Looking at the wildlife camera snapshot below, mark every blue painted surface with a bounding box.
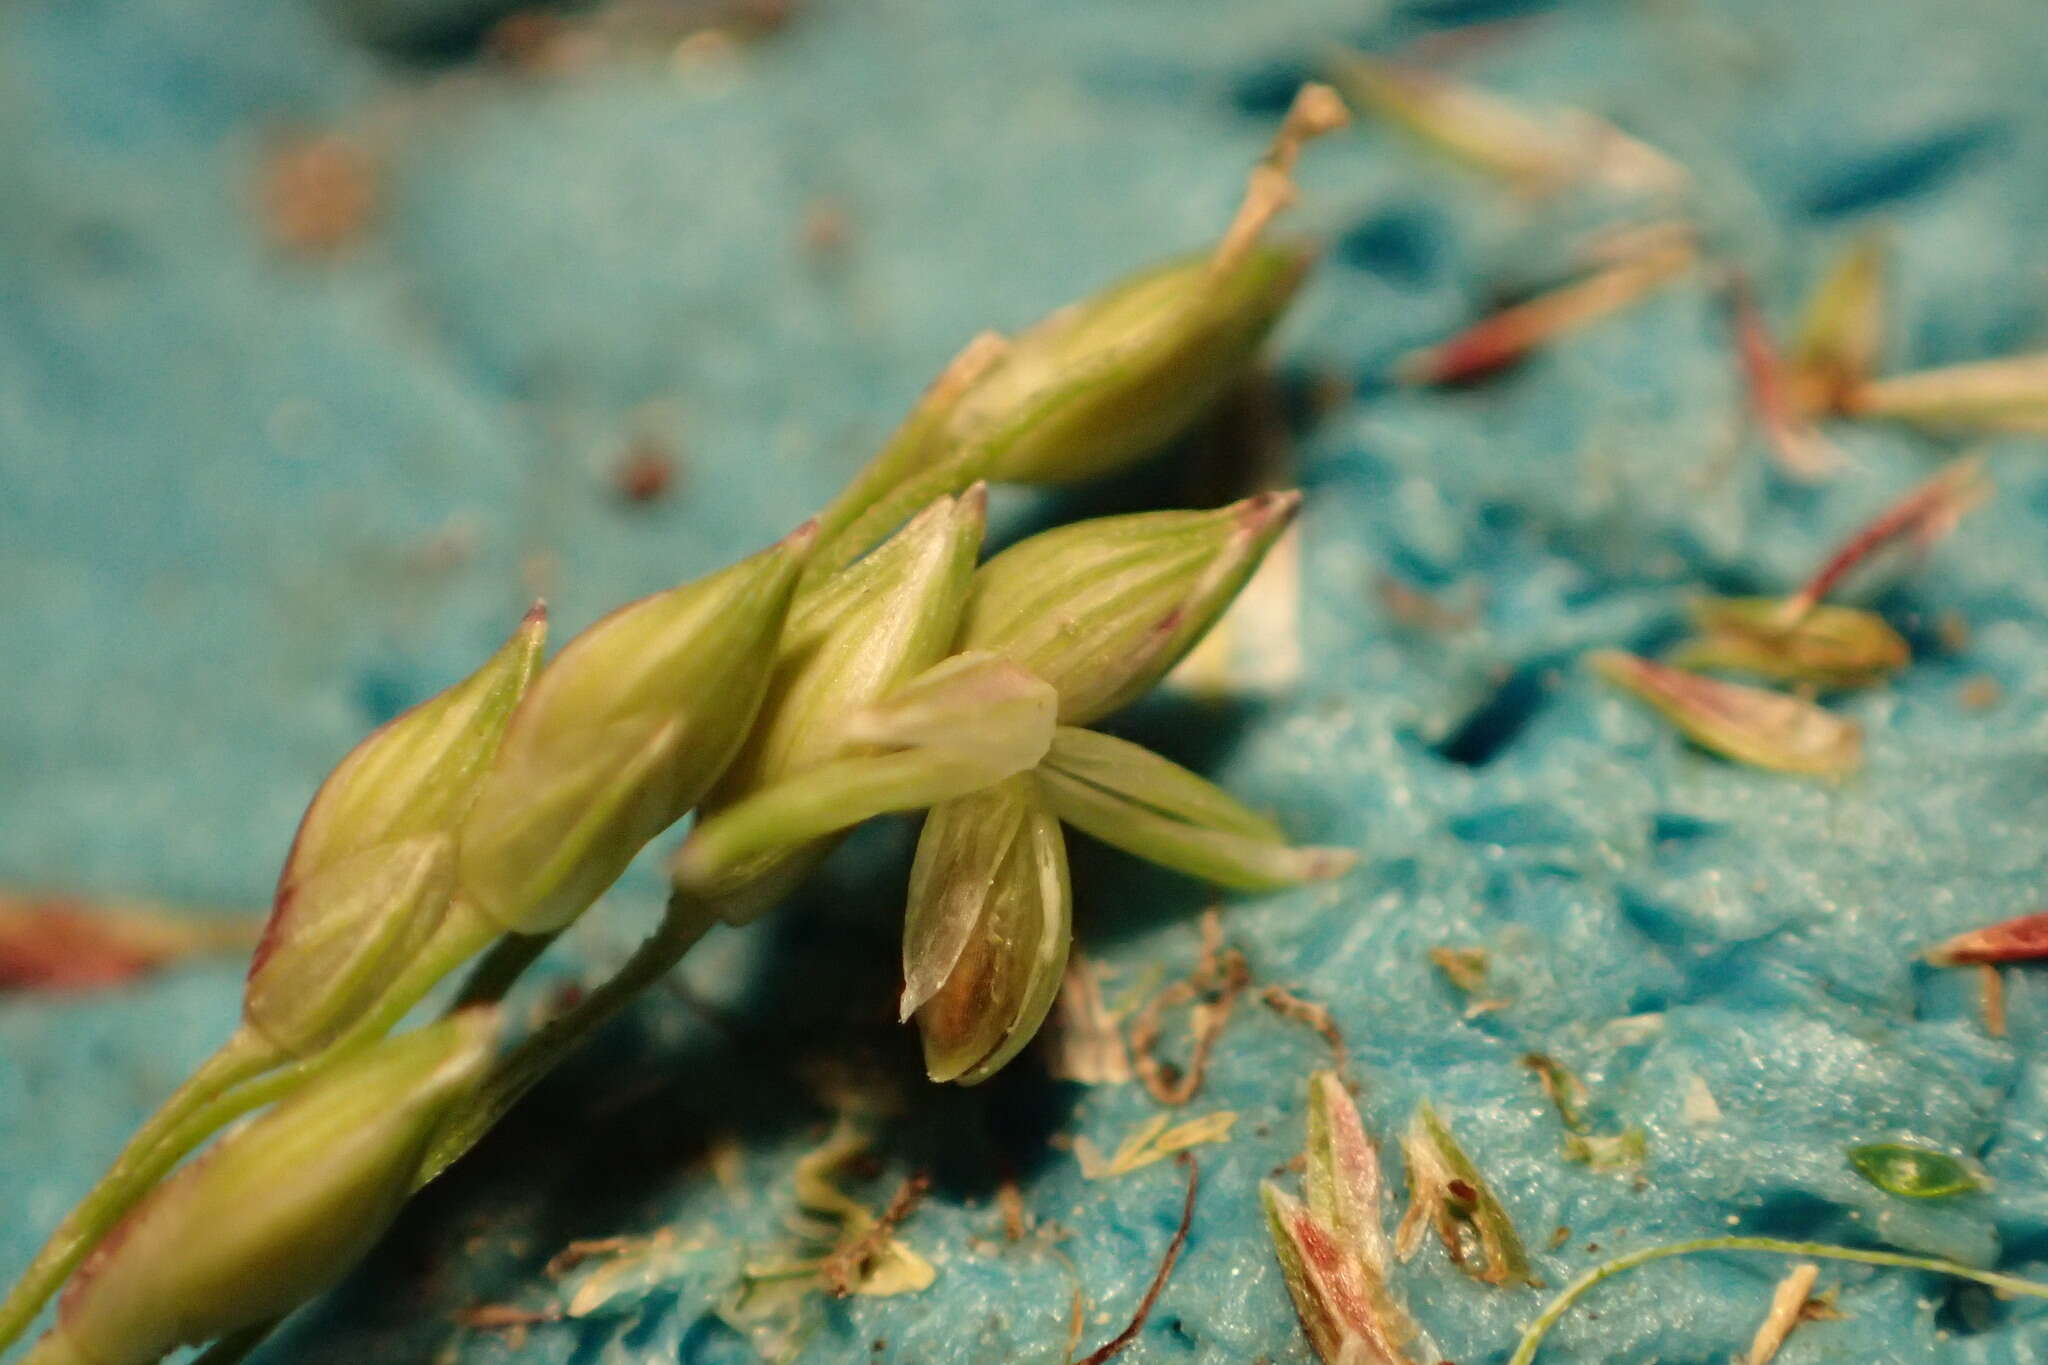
[5,0,2048,1361]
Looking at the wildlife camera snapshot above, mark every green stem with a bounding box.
[0,1031,279,1353]
[189,1319,280,1365]
[451,929,561,1010]
[1508,1235,2048,1365]
[414,892,722,1186]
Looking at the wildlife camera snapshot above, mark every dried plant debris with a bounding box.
[1978,963,2009,1038]
[1671,598,1908,690]
[1792,233,1887,413]
[1846,1142,1987,1200]
[1128,910,1253,1106]
[1520,1053,1647,1173]
[1044,956,1135,1085]
[1849,351,2048,432]
[1926,909,2048,966]
[1590,650,1862,777]
[742,1123,935,1299]
[1262,1073,1430,1365]
[1429,945,1508,1015]
[1211,83,1352,278]
[819,1174,933,1298]
[1396,1104,1538,1287]
[1326,50,1685,198]
[0,893,258,992]
[1261,985,1351,1076]
[1726,273,1840,480]
[256,132,379,256]
[1743,1262,1822,1365]
[1075,1110,1237,1181]
[1074,1153,1199,1365]
[1398,234,1696,385]
[1782,457,1990,621]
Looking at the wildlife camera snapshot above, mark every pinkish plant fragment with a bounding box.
[1727,273,1838,480]
[1927,910,2048,967]
[1397,237,1694,385]
[1782,458,1989,622]
[1261,1072,1428,1364]
[1590,650,1862,777]
[0,895,256,994]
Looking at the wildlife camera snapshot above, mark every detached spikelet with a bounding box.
[1261,1072,1427,1365]
[0,895,257,994]
[1395,1103,1535,1287]
[1399,236,1695,385]
[1327,49,1685,197]
[1590,650,1862,777]
[1673,597,1909,690]
[1848,352,2048,432]
[1782,458,1990,622]
[1927,910,2048,966]
[1792,233,1886,413]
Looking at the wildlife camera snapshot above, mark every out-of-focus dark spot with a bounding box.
[1078,57,1197,101]
[1474,500,1528,538]
[1651,812,1721,844]
[1801,123,2002,219]
[1619,888,1689,948]
[353,666,414,725]
[1230,57,1316,116]
[678,1312,754,1365]
[1299,444,1396,495]
[66,220,145,278]
[1449,803,1580,847]
[1336,208,1445,288]
[1761,466,1828,515]
[613,438,679,506]
[1745,1188,1849,1240]
[1164,1315,1198,1349]
[1435,659,1558,766]
[1936,1283,2006,1336]
[1385,542,1456,590]
[1625,983,1670,1013]
[1397,0,1555,29]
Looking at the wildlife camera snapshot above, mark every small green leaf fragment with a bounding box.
[1848,1143,1986,1199]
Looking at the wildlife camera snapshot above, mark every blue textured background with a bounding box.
[6,0,2048,1361]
